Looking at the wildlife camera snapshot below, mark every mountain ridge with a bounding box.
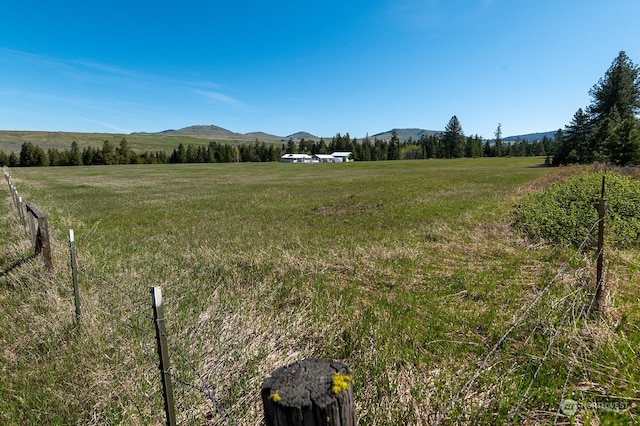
[153,125,556,143]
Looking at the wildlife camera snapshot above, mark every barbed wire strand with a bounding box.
[553,245,605,425]
[90,276,166,424]
[435,216,604,424]
[78,265,153,319]
[166,368,228,426]
[77,262,167,422]
[158,323,235,426]
[510,286,585,419]
[77,253,232,425]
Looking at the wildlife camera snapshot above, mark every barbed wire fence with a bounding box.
[434,176,616,424]
[5,169,632,424]
[3,170,234,425]
[71,240,235,425]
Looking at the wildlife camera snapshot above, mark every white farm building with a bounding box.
[281,152,353,163]
[280,153,312,163]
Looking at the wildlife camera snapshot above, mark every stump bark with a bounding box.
[261,359,356,426]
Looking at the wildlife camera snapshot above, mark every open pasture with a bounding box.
[2,158,638,425]
[0,129,251,154]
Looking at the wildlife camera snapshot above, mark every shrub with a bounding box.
[514,172,640,248]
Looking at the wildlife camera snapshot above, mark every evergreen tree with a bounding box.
[388,131,400,160]
[285,138,296,154]
[317,138,328,154]
[605,116,640,165]
[483,140,494,157]
[68,141,82,166]
[116,138,134,164]
[494,123,504,157]
[9,152,19,167]
[442,116,465,158]
[19,142,36,166]
[589,51,640,124]
[554,108,592,164]
[47,148,62,166]
[170,143,187,163]
[587,51,640,162]
[82,146,98,165]
[101,140,118,165]
[19,142,48,167]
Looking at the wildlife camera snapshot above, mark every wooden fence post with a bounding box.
[68,229,81,325]
[3,173,25,226]
[27,206,37,249]
[261,359,356,426]
[25,203,53,271]
[150,286,177,426]
[18,196,26,226]
[594,175,606,312]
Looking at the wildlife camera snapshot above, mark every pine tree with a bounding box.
[606,116,640,165]
[69,141,82,166]
[494,124,503,157]
[554,108,592,164]
[589,51,640,123]
[587,51,640,162]
[442,116,465,158]
[388,131,400,160]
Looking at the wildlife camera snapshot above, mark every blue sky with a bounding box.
[1,0,639,139]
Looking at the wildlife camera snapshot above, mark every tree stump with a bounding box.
[261,359,356,426]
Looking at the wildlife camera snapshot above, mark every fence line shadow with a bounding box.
[0,253,37,279]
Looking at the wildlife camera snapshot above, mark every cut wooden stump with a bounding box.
[261,359,356,426]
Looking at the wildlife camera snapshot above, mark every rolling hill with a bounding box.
[0,124,558,154]
[371,128,441,141]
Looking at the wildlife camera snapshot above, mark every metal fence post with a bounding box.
[594,175,606,312]
[151,286,177,426]
[69,229,81,325]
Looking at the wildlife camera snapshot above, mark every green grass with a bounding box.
[1,158,638,425]
[0,130,276,154]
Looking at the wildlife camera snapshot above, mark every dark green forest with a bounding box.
[0,127,553,167]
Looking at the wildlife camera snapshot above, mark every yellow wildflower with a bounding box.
[332,373,352,394]
[269,391,281,403]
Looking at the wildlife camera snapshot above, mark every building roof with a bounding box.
[313,154,335,159]
[281,153,312,159]
[331,152,352,157]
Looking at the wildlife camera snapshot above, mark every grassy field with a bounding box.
[0,130,275,154]
[1,158,638,425]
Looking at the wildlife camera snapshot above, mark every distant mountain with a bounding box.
[371,128,557,143]
[244,131,283,140]
[286,131,320,140]
[502,131,556,142]
[158,125,244,138]
[371,128,441,141]
[150,125,286,141]
[144,125,556,144]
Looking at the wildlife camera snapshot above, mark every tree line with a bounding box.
[0,129,552,168]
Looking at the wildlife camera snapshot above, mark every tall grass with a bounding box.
[1,158,638,424]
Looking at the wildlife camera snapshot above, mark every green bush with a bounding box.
[514,172,640,248]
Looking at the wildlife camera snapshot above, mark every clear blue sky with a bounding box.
[1,0,639,139]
